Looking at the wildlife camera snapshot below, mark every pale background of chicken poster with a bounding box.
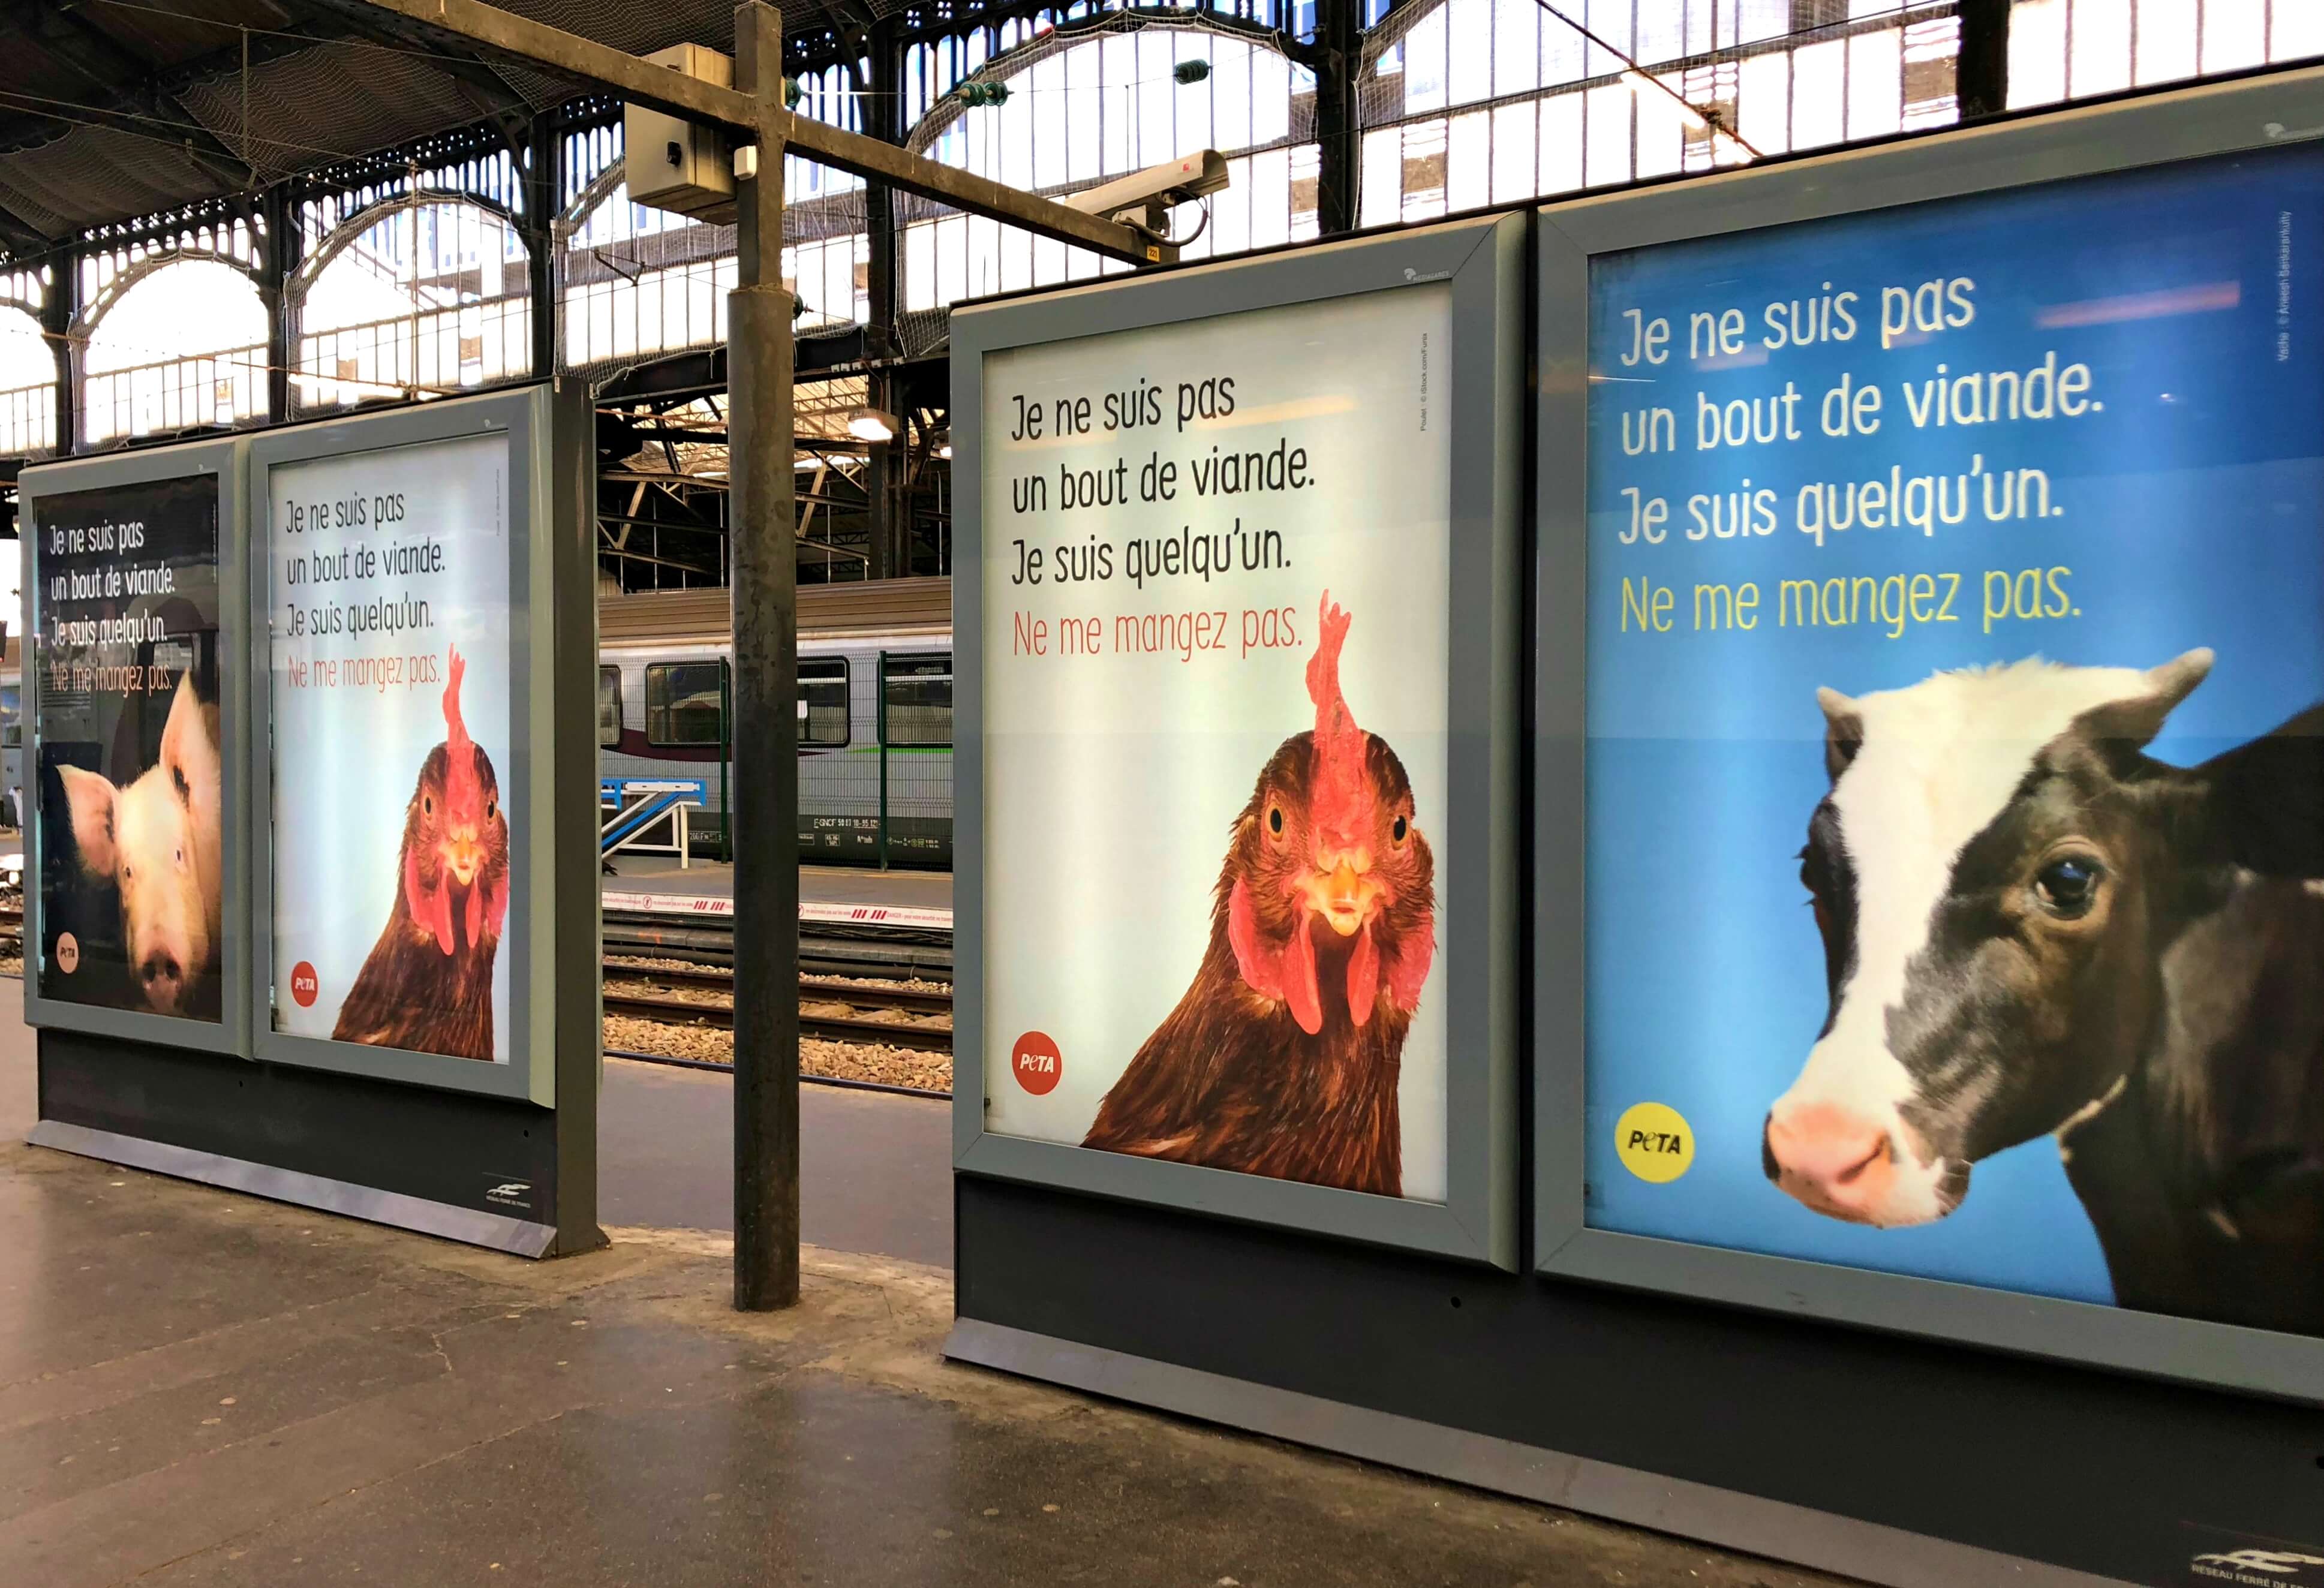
[266,434,512,1060]
[981,285,1454,1202]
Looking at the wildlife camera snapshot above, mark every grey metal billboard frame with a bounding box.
[246,386,558,1105]
[1534,66,2324,1404]
[951,212,1526,1270]
[20,436,252,1057]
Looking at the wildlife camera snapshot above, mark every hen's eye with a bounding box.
[1391,814,1408,844]
[2034,856,2101,919]
[423,795,434,816]
[486,798,496,821]
[1266,805,1284,837]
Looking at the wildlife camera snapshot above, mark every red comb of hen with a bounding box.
[1306,592,1367,851]
[443,644,481,818]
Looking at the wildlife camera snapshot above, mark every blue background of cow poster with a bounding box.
[1583,142,2324,1309]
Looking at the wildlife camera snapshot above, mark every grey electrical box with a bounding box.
[624,44,736,224]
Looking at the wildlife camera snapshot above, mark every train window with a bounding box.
[882,654,952,747]
[597,667,623,749]
[646,661,724,747]
[801,657,849,747]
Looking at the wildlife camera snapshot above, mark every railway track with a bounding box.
[603,907,952,983]
[603,960,953,1054]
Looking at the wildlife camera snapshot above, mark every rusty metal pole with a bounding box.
[729,0,800,1311]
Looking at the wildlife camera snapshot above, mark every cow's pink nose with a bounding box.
[1765,1103,1894,1220]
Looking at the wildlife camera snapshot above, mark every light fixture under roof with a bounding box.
[847,406,899,443]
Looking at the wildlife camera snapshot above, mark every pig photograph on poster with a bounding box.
[980,287,1454,1203]
[268,434,513,1064]
[34,476,225,1021]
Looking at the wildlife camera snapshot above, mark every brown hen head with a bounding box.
[401,643,510,956]
[1223,593,1436,1034]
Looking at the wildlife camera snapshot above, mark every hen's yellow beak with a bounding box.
[442,825,483,888]
[1300,854,1380,937]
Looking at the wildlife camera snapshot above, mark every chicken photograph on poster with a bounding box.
[267,434,513,1064]
[980,287,1455,1202]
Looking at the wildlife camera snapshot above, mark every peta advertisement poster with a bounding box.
[982,286,1453,1202]
[1585,144,2324,1338]
[32,476,224,1019]
[268,434,513,1064]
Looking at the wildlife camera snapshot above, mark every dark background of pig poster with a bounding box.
[34,476,223,1021]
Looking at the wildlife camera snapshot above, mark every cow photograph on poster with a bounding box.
[1583,145,2324,1337]
[981,287,1454,1203]
[267,434,514,1064]
[33,476,225,1021]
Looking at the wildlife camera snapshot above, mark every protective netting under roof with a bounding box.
[0,0,890,243]
[0,128,223,241]
[504,0,916,50]
[178,46,515,187]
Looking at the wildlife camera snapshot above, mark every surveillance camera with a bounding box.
[1065,151,1230,236]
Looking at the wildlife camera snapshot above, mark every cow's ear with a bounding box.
[1817,687,1863,781]
[2084,648,2214,748]
[56,765,118,879]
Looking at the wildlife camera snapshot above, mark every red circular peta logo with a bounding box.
[290,961,320,1008]
[1012,1031,1062,1096]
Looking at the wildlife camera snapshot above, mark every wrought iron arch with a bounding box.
[903,8,1305,157]
[289,187,530,307]
[554,160,629,246]
[74,245,264,344]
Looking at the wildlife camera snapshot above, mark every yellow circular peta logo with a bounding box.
[1615,1102,1695,1184]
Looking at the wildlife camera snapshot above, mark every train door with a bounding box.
[876,652,952,868]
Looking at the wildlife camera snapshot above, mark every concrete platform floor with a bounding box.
[602,855,952,911]
[0,1090,1851,1585]
[599,1057,952,1267]
[0,1156,1853,1588]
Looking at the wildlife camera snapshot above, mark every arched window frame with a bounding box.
[77,246,268,446]
[895,10,1320,343]
[288,188,534,412]
[0,286,57,459]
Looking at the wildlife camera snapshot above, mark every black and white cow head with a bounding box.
[1764,649,2215,1227]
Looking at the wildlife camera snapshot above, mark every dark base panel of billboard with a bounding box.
[36,1030,602,1256]
[955,1175,2324,1588]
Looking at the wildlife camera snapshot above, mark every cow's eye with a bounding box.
[2034,856,2101,919]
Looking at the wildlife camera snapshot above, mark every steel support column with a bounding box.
[1957,0,2010,121]
[1307,0,1363,238]
[729,0,802,1313]
[43,246,74,456]
[262,185,297,424]
[526,112,560,381]
[862,17,906,581]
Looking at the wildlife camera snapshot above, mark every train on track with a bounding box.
[599,577,952,868]
[2,637,20,831]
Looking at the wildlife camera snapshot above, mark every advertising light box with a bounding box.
[251,389,555,1102]
[954,215,1523,1265]
[20,440,249,1054]
[1535,89,2324,1401]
